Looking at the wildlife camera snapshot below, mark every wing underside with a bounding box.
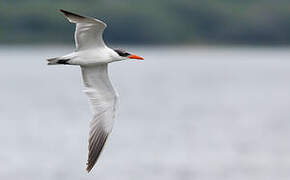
[81,65,118,172]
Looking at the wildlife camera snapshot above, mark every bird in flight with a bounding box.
[47,9,144,172]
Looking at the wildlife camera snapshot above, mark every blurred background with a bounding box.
[2,0,290,45]
[1,0,290,180]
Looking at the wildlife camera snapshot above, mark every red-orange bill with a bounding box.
[128,54,144,60]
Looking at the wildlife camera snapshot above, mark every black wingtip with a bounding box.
[86,159,97,173]
[59,9,85,19]
[86,165,93,173]
[59,9,69,15]
[86,131,109,173]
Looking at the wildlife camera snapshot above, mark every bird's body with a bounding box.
[49,47,119,65]
[47,9,143,172]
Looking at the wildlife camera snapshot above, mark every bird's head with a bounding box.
[113,49,144,61]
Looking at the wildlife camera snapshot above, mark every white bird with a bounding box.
[47,9,144,172]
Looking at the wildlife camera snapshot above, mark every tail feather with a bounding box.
[47,57,59,65]
[47,57,70,65]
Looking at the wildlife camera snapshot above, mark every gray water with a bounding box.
[0,46,290,180]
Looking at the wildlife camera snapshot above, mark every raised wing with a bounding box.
[60,9,107,50]
[81,65,118,172]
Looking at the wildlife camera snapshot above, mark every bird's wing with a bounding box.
[60,9,107,51]
[81,64,118,172]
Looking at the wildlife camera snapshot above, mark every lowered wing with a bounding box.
[81,65,118,172]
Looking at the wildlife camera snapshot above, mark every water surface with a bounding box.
[0,46,290,180]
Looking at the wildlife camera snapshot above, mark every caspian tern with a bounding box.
[47,9,144,172]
